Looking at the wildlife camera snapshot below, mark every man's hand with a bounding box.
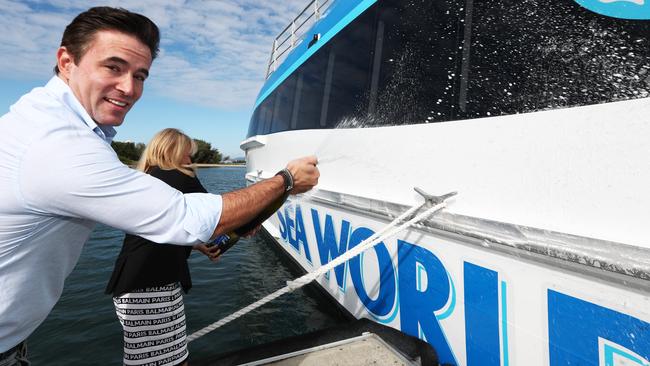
[193,244,221,262]
[211,155,319,239]
[286,156,319,194]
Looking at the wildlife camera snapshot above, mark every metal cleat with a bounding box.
[414,187,457,206]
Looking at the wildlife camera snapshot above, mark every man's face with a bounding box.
[57,30,152,126]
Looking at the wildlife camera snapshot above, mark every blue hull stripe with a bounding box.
[254,0,378,109]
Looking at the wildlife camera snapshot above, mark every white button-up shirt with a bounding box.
[0,76,223,351]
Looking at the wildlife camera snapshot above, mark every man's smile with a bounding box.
[105,97,129,108]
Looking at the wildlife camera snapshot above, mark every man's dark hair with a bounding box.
[54,7,160,74]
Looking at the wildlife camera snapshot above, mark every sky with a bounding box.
[0,0,309,158]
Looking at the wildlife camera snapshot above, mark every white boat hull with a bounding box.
[243,98,650,366]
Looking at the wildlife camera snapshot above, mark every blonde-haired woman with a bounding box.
[106,128,219,366]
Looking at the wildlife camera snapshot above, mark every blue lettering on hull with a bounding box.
[283,207,504,366]
[548,290,650,365]
[277,204,312,264]
[278,206,647,366]
[311,209,350,291]
[398,240,458,364]
[464,263,500,366]
[349,227,397,319]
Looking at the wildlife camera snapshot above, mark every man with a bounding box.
[0,7,319,364]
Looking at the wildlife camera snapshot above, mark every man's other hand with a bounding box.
[193,243,221,262]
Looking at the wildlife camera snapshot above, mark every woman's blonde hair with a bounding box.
[136,128,197,177]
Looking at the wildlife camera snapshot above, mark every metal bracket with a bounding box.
[414,187,457,205]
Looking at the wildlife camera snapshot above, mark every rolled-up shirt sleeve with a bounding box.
[19,127,221,245]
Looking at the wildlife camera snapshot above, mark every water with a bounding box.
[28,167,347,364]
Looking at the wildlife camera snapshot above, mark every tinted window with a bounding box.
[361,0,463,127]
[247,108,259,137]
[321,8,375,128]
[294,52,328,130]
[462,0,650,118]
[247,0,650,137]
[256,94,275,136]
[270,74,296,133]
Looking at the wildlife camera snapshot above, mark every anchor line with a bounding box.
[187,195,449,342]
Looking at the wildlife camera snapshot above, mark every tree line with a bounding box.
[111,139,223,165]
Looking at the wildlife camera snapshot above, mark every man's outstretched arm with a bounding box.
[211,156,319,238]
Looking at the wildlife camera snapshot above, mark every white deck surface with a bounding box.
[243,333,418,366]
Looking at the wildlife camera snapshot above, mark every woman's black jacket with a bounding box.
[105,167,207,297]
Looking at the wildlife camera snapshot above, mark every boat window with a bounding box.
[362,0,464,127]
[247,108,260,137]
[248,2,378,136]
[321,8,375,128]
[247,0,650,138]
[293,49,328,131]
[460,0,650,118]
[256,94,275,136]
[290,73,304,129]
[320,51,336,127]
[270,73,296,134]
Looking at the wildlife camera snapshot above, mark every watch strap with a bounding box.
[275,168,294,192]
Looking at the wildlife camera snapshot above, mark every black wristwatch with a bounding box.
[275,168,294,192]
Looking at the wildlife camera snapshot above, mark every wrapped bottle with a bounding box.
[210,191,290,256]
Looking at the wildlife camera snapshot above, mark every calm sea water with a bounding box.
[29,167,347,364]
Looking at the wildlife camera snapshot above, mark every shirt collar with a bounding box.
[45,76,117,143]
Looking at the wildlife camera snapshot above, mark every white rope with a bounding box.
[187,199,446,342]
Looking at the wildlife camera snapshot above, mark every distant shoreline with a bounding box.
[194,163,245,168]
[126,163,245,169]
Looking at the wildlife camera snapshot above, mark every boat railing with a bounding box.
[266,0,332,79]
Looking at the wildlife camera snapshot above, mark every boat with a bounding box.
[240,0,650,365]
